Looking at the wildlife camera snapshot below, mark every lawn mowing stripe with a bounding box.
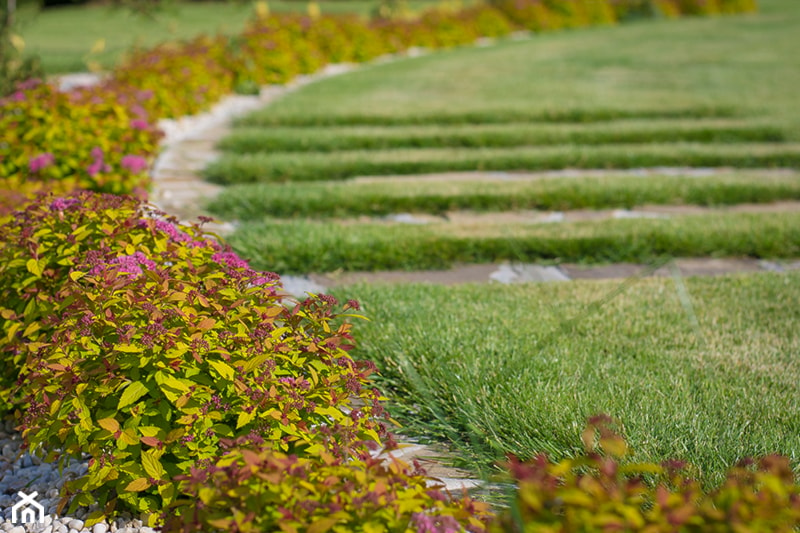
[330,272,800,486]
[227,211,800,273]
[235,106,742,127]
[219,122,785,154]
[204,142,800,184]
[206,171,800,220]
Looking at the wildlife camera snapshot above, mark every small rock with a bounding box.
[92,523,109,533]
[68,519,84,530]
[9,526,25,533]
[2,444,15,459]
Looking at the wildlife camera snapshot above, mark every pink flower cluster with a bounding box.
[411,513,462,533]
[29,153,55,173]
[87,147,111,177]
[130,119,150,130]
[90,251,157,278]
[49,197,80,211]
[153,219,192,243]
[121,154,149,174]
[211,252,250,270]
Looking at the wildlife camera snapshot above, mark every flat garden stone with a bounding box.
[489,264,570,283]
[279,275,328,298]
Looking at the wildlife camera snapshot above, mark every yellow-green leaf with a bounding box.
[97,418,120,434]
[118,381,149,410]
[141,449,166,479]
[26,258,44,277]
[208,360,234,381]
[125,478,150,492]
[236,410,255,429]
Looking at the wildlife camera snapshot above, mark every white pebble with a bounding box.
[8,526,25,533]
[92,523,108,533]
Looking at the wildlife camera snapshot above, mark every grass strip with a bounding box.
[228,211,800,273]
[330,272,800,486]
[219,122,785,154]
[207,172,800,220]
[236,106,742,128]
[204,143,800,184]
[219,121,785,154]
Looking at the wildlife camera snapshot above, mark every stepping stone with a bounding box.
[759,259,800,272]
[653,258,762,277]
[311,264,500,286]
[279,275,328,297]
[561,263,647,280]
[384,213,434,224]
[612,209,670,219]
[489,264,570,283]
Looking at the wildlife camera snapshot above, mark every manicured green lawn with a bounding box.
[18,0,436,73]
[239,0,800,136]
[230,211,800,273]
[331,271,800,486]
[207,170,800,219]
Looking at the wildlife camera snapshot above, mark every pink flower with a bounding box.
[211,252,249,270]
[113,252,157,277]
[17,78,42,90]
[121,154,149,173]
[49,197,79,211]
[153,219,191,242]
[87,147,111,177]
[29,153,55,173]
[90,251,157,278]
[130,119,149,130]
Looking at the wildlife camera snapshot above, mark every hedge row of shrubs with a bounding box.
[2,191,798,532]
[0,0,757,213]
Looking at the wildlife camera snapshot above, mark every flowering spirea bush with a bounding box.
[0,191,211,412]
[0,191,390,527]
[0,80,161,208]
[110,35,238,119]
[163,444,491,532]
[491,415,800,532]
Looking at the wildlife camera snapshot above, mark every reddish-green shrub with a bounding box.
[0,192,198,411]
[112,35,238,119]
[0,80,160,202]
[491,415,800,532]
[164,444,491,532]
[4,191,389,527]
[461,5,516,38]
